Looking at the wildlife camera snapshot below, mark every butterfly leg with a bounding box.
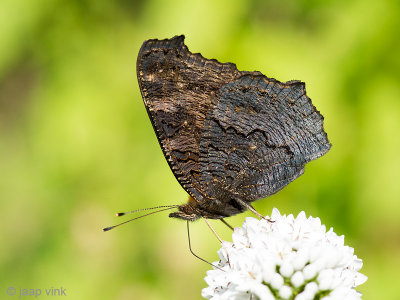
[204,218,223,243]
[204,218,232,268]
[220,219,234,231]
[235,199,269,220]
[186,221,224,271]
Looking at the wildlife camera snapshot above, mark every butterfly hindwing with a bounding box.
[198,75,331,206]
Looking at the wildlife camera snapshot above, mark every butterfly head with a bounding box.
[169,202,202,221]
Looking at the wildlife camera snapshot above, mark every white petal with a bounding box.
[271,208,282,220]
[304,281,318,295]
[297,211,307,221]
[318,269,334,290]
[291,271,305,287]
[354,273,368,286]
[309,246,322,262]
[279,285,293,299]
[292,249,309,270]
[270,273,284,289]
[351,257,363,271]
[303,263,318,280]
[280,261,294,277]
[248,283,275,300]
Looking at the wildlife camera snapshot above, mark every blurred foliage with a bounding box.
[1,0,399,299]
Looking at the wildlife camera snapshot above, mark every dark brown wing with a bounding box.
[198,75,331,212]
[137,35,331,219]
[136,35,260,203]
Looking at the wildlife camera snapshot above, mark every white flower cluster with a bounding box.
[202,208,367,300]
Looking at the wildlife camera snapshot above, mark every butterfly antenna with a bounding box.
[186,221,224,272]
[116,205,179,217]
[103,206,177,232]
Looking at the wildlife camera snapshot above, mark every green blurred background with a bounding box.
[1,0,399,299]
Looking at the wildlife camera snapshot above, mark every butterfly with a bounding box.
[135,35,330,222]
